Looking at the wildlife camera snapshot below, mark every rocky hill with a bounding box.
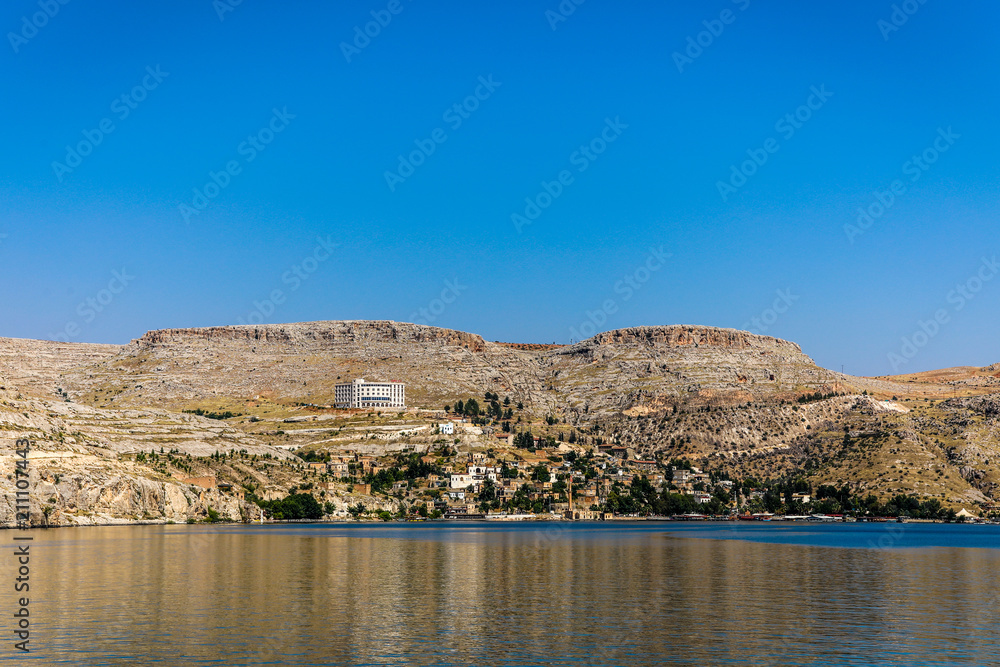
[2,321,999,525]
[55,322,856,416]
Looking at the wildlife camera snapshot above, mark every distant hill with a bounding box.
[2,320,999,525]
[51,321,867,414]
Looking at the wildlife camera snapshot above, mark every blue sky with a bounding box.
[1,0,997,376]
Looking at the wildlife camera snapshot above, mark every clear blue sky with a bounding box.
[1,0,997,376]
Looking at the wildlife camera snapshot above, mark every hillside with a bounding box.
[2,321,999,525]
[56,322,859,415]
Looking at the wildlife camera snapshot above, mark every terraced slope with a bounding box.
[59,321,547,412]
[2,321,998,525]
[51,322,890,418]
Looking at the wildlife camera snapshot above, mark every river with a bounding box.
[10,521,1000,665]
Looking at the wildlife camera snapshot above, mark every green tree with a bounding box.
[531,464,551,483]
[253,493,324,520]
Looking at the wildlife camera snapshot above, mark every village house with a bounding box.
[469,465,500,482]
[450,473,474,490]
[645,473,666,487]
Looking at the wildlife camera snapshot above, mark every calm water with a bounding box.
[9,521,1000,666]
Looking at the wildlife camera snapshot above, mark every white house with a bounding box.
[450,474,474,489]
[439,423,454,435]
[469,465,500,483]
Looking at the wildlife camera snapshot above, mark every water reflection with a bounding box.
[23,523,1000,665]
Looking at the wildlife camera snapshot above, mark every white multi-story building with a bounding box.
[439,423,455,435]
[334,378,405,409]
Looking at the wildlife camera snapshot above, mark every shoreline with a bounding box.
[4,515,994,530]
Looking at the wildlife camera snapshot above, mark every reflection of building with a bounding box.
[335,378,405,409]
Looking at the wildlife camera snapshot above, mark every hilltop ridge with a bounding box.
[57,321,830,415]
